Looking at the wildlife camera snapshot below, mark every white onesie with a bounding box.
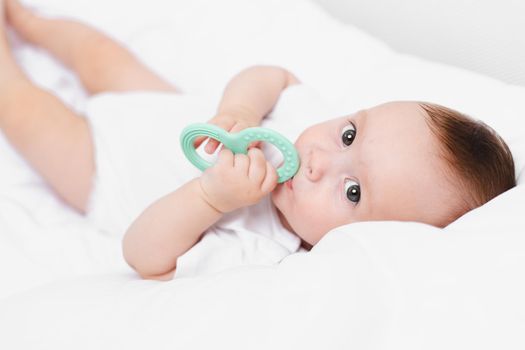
[84,84,331,277]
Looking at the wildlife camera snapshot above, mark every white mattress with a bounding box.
[0,0,524,349]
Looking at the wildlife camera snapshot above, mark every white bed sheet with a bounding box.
[0,0,524,349]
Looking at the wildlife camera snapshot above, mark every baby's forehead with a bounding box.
[366,101,427,122]
[363,120,440,182]
[357,102,433,149]
[353,103,450,212]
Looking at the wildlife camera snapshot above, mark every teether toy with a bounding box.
[180,123,300,183]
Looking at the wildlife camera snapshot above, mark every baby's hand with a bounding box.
[199,148,278,213]
[193,110,261,154]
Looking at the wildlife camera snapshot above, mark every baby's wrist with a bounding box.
[216,104,261,125]
[194,178,226,215]
[198,176,253,214]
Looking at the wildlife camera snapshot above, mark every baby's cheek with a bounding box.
[295,213,329,244]
[315,211,352,242]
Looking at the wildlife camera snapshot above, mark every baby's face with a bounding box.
[271,101,460,245]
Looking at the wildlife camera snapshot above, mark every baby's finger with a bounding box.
[204,117,236,154]
[233,153,250,175]
[205,137,222,154]
[247,140,262,149]
[193,135,207,148]
[216,148,234,167]
[247,148,267,185]
[260,162,278,194]
[206,120,250,154]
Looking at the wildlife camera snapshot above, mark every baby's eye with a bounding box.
[341,122,356,146]
[344,179,361,203]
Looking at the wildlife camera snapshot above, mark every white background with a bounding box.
[315,0,525,87]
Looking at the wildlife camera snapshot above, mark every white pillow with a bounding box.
[1,220,524,350]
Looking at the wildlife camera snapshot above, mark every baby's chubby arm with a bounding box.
[123,65,296,280]
[122,178,222,280]
[195,65,301,153]
[122,148,277,280]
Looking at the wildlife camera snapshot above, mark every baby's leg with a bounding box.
[6,0,178,94]
[1,0,93,213]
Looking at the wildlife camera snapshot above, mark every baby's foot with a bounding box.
[0,0,11,56]
[0,0,25,85]
[5,0,39,43]
[1,0,6,34]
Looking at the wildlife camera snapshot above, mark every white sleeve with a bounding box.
[174,196,302,279]
[174,227,295,279]
[173,230,247,278]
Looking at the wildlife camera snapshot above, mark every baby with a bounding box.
[0,0,516,280]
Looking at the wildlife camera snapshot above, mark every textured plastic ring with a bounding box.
[180,123,300,183]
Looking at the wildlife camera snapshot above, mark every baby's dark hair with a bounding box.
[420,103,516,222]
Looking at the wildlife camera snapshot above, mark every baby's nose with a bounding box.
[305,147,331,181]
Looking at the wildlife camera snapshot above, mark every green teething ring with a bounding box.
[180,123,300,183]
